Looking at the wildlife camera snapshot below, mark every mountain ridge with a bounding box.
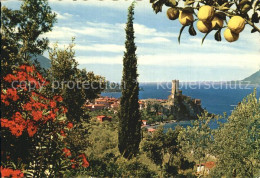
[242,70,260,85]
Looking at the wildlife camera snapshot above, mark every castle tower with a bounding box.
[171,80,179,94]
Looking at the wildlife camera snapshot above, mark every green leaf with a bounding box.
[252,12,259,23]
[218,2,234,11]
[182,7,194,13]
[185,0,195,6]
[215,12,226,20]
[214,29,222,41]
[196,2,200,8]
[241,4,251,13]
[152,1,164,14]
[201,30,213,45]
[251,28,257,33]
[189,23,197,36]
[168,0,177,6]
[239,0,249,7]
[178,25,186,44]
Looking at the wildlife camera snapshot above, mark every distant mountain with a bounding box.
[242,70,260,85]
[30,55,51,69]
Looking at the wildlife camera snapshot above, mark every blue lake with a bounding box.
[102,83,259,129]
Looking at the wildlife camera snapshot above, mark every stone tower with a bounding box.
[171,80,179,95]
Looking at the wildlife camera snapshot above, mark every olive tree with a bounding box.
[211,90,260,177]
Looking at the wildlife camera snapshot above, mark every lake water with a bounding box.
[102,82,259,129]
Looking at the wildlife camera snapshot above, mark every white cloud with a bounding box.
[49,0,151,11]
[75,53,259,71]
[53,11,73,20]
[76,55,123,65]
[137,37,171,44]
[134,24,177,38]
[74,44,124,53]
[41,21,177,46]
[138,53,259,69]
[41,25,117,41]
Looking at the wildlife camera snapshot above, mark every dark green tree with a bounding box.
[118,2,141,159]
[1,0,56,78]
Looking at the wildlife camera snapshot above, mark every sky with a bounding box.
[3,0,260,82]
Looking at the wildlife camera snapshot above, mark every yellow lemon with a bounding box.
[224,28,239,42]
[211,16,224,29]
[198,5,214,22]
[197,20,211,33]
[179,11,194,26]
[228,16,245,34]
[167,7,179,20]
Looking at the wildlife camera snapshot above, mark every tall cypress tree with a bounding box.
[118,2,141,159]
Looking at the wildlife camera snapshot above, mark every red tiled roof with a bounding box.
[96,99,107,102]
[205,161,215,169]
[197,162,215,169]
[148,128,156,132]
[94,104,105,107]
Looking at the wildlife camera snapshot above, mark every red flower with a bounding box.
[62,106,68,114]
[23,103,32,111]
[27,122,37,137]
[19,65,27,71]
[36,72,44,82]
[31,110,43,121]
[67,122,73,130]
[62,148,71,157]
[6,88,19,101]
[9,121,25,137]
[26,65,34,73]
[28,76,38,88]
[1,95,10,105]
[1,166,13,177]
[11,169,24,178]
[49,101,56,108]
[13,112,23,119]
[53,95,63,102]
[12,112,27,128]
[60,130,66,137]
[17,71,27,81]
[20,64,34,74]
[1,119,11,128]
[48,111,56,120]
[53,108,59,113]
[3,74,16,83]
[79,153,89,168]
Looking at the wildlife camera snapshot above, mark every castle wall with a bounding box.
[172,80,179,94]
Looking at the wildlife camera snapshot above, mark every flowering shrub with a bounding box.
[0,167,24,178]
[1,65,89,177]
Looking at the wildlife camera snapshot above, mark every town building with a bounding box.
[96,115,112,122]
[196,161,215,175]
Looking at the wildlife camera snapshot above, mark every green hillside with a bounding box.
[31,55,51,69]
[242,70,260,85]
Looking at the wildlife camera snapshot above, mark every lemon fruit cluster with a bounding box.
[196,5,223,34]
[224,16,245,42]
[166,5,246,43]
